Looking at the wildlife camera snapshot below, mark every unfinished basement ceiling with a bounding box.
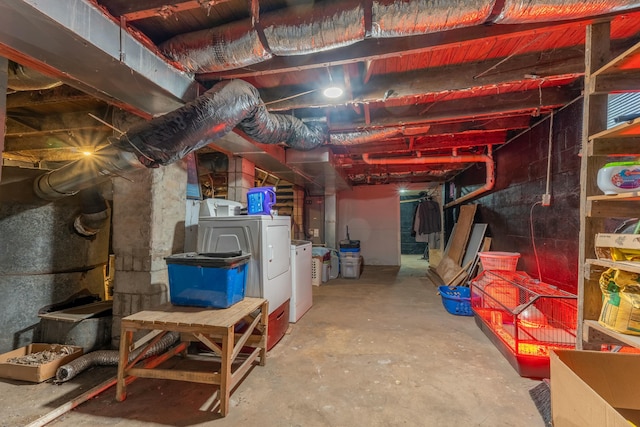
[2,0,640,190]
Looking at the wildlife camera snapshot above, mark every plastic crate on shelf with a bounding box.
[470,270,577,379]
[478,251,520,271]
[438,286,472,316]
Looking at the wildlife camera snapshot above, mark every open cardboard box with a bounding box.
[0,343,83,382]
[594,233,640,261]
[551,350,640,427]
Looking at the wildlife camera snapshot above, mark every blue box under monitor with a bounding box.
[166,252,250,308]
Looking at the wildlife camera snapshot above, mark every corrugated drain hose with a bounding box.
[55,331,180,383]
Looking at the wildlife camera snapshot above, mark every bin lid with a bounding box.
[165,252,250,268]
[339,239,360,249]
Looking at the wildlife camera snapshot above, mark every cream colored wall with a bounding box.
[337,185,401,266]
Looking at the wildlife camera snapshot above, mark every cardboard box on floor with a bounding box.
[551,350,640,427]
[0,343,83,382]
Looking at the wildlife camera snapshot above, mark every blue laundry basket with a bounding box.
[438,286,473,316]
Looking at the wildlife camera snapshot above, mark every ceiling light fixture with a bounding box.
[323,86,343,98]
[323,67,344,99]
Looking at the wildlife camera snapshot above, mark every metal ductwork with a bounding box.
[7,61,62,91]
[114,79,326,167]
[160,0,496,73]
[329,125,432,145]
[33,79,328,200]
[73,189,110,237]
[493,0,640,24]
[159,0,639,74]
[330,128,403,145]
[33,145,142,201]
[362,146,495,207]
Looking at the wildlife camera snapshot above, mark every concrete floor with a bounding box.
[2,256,546,427]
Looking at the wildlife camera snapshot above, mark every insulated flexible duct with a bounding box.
[160,0,495,73]
[55,332,180,383]
[329,128,403,145]
[494,0,640,24]
[159,0,639,75]
[113,79,327,167]
[371,0,495,37]
[262,0,365,56]
[329,125,433,145]
[33,79,327,200]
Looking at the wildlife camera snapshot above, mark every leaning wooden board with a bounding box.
[445,204,478,265]
[435,204,478,283]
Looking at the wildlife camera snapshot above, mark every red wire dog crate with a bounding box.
[470,270,577,379]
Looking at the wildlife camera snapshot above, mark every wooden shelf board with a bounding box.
[583,320,640,348]
[587,192,640,201]
[592,40,640,77]
[586,258,640,274]
[590,117,640,140]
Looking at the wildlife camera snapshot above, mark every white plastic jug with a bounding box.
[597,161,640,195]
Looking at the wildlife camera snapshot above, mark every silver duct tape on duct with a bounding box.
[494,0,640,24]
[160,20,271,73]
[371,0,496,37]
[114,79,327,167]
[262,1,365,56]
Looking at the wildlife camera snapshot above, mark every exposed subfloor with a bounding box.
[1,256,547,427]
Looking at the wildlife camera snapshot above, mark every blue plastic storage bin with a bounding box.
[166,252,250,308]
[438,286,473,316]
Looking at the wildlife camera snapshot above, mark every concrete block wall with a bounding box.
[454,102,582,293]
[227,156,255,203]
[111,163,186,347]
[0,168,111,352]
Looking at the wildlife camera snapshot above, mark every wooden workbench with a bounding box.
[116,297,268,417]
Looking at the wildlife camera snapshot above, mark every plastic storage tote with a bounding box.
[166,252,250,308]
[341,256,361,279]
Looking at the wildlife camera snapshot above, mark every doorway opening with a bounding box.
[399,186,443,268]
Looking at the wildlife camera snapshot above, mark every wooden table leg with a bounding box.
[116,327,132,401]
[219,326,234,417]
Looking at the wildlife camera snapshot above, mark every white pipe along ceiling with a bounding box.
[1,0,640,196]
